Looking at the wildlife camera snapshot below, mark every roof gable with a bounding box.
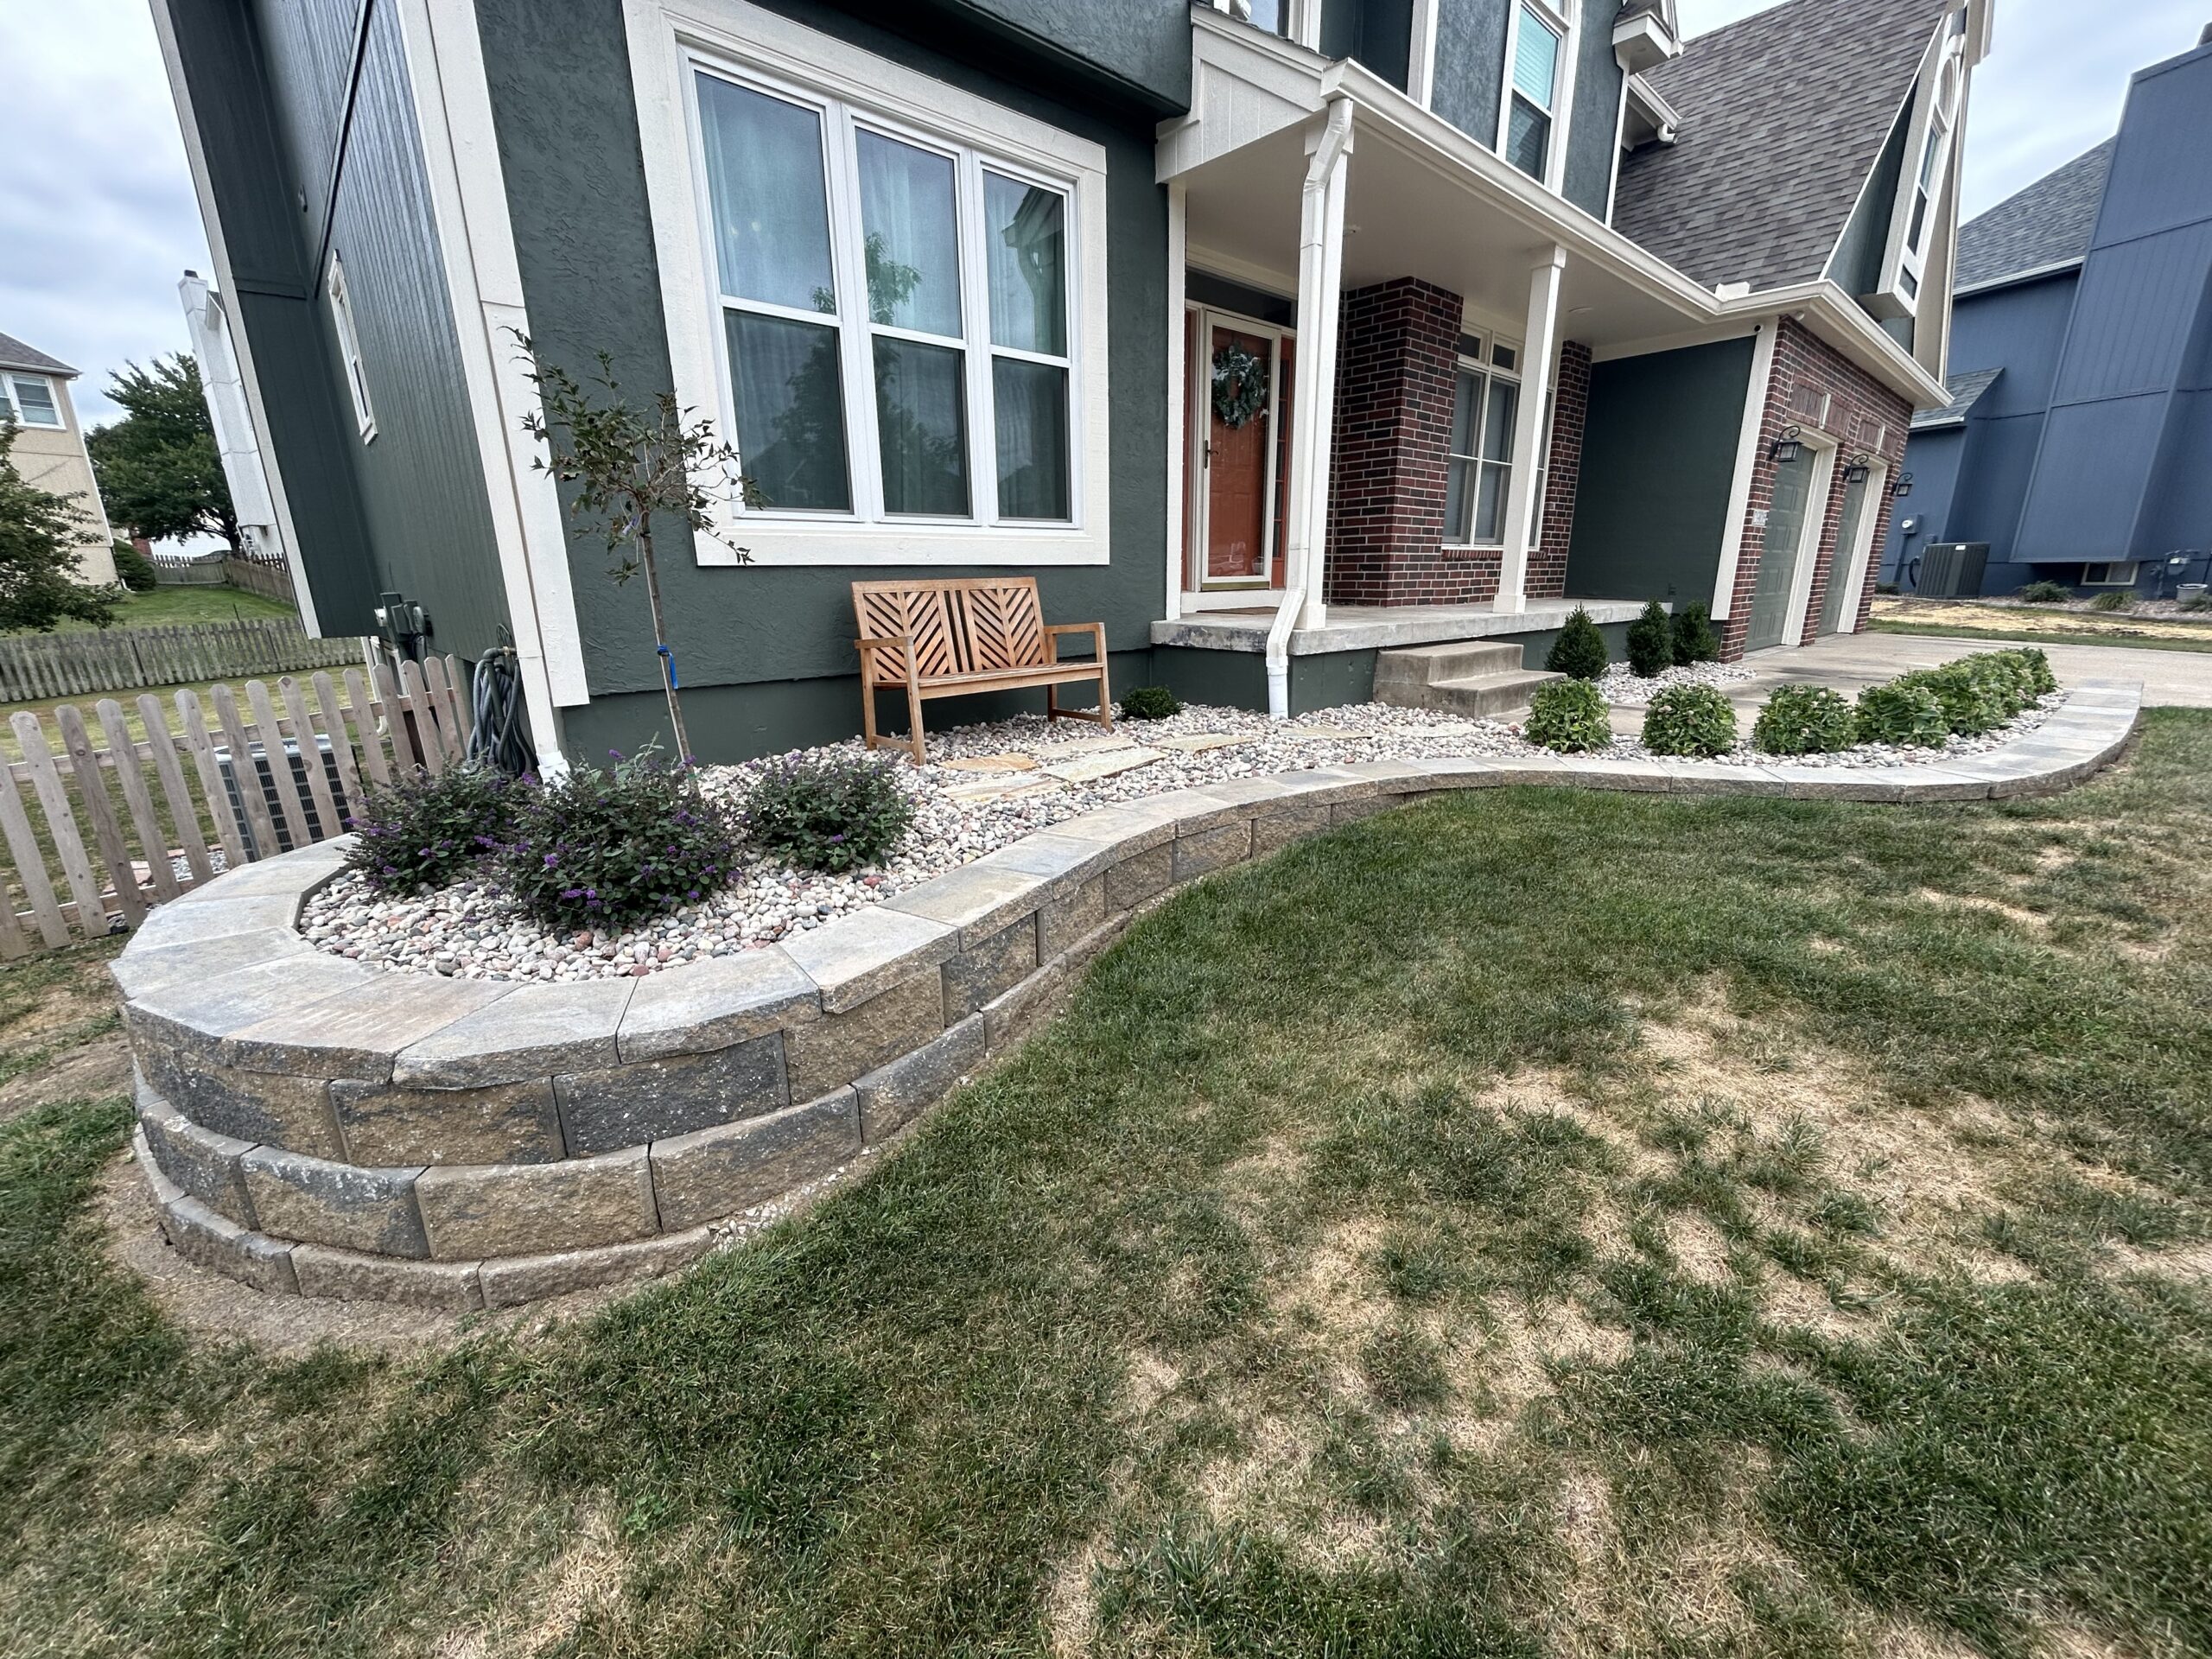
[1954,139,2114,292]
[1611,0,1948,293]
[0,332,77,378]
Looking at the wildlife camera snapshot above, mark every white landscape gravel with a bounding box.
[299,690,2067,982]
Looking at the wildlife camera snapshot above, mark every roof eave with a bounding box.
[1954,257,2084,300]
[1715,279,1952,410]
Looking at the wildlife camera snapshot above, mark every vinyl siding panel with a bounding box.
[248,0,360,240]
[2050,221,2212,403]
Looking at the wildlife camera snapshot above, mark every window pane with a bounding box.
[856,130,963,335]
[1474,461,1510,543]
[10,377,60,427]
[984,172,1066,356]
[1506,99,1548,178]
[1445,455,1477,543]
[698,76,836,314]
[727,310,850,511]
[874,337,969,516]
[1482,379,1518,462]
[1513,9,1560,108]
[1448,368,1483,460]
[994,358,1070,519]
[1491,342,1517,372]
[1246,0,1287,33]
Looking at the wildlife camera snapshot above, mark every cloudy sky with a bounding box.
[2,0,2205,430]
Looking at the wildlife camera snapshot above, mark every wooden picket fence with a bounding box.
[0,654,473,957]
[222,554,297,605]
[0,620,359,703]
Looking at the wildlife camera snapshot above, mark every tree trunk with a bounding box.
[636,520,692,762]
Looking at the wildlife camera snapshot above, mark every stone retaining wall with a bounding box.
[114,682,2144,1309]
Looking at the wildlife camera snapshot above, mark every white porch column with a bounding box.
[1283,99,1352,634]
[1494,245,1567,616]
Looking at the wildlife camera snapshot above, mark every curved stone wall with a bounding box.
[115,682,2143,1309]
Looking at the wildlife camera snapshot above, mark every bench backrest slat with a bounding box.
[852,577,1047,684]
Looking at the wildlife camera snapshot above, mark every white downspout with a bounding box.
[1268,95,1353,719]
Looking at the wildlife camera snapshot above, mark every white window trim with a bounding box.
[2082,562,2139,588]
[1440,331,1524,550]
[1872,28,1964,321]
[1778,428,1841,649]
[1497,0,1579,195]
[623,0,1110,567]
[2,374,66,429]
[325,253,378,442]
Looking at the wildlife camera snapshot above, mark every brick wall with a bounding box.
[1320,277,1588,609]
[1720,319,1913,660]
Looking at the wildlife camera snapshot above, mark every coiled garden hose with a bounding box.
[468,645,538,777]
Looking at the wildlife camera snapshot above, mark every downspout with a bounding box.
[1268,94,1353,719]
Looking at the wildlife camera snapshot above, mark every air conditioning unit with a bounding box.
[215,735,352,860]
[1919,542,1988,600]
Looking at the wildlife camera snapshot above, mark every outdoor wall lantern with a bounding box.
[1768,425,1805,465]
[1891,472,1915,499]
[1843,454,1873,485]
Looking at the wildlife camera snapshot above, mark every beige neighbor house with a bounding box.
[0,331,119,589]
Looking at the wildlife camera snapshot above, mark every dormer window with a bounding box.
[1873,34,1965,319]
[1500,1,1573,188]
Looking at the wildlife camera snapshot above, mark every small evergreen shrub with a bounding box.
[1545,607,1610,681]
[343,763,518,896]
[741,752,914,875]
[1625,601,1674,678]
[1524,678,1612,753]
[1671,601,1720,665]
[2018,580,2070,604]
[501,750,741,927]
[1120,685,1182,721]
[111,541,159,592]
[2091,589,2130,612]
[1854,681,1951,747]
[1642,683,1738,758]
[1753,684,1859,755]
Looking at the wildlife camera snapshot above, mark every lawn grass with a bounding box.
[50,583,297,632]
[1870,616,2212,653]
[3,716,2209,1655]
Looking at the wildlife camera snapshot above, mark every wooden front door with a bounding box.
[1196,316,1286,590]
[1746,449,1818,651]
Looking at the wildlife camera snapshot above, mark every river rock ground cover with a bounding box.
[300,687,2067,982]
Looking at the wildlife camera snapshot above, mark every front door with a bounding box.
[1195,315,1287,591]
[1746,449,1818,651]
[1819,474,1872,634]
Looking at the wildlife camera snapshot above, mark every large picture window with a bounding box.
[1443,339,1520,547]
[695,66,1077,528]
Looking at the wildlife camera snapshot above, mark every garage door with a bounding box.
[1746,449,1817,652]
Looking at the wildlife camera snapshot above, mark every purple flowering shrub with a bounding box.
[740,753,913,874]
[341,763,518,896]
[497,749,740,928]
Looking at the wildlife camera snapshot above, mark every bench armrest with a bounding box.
[855,634,915,680]
[1043,621,1107,664]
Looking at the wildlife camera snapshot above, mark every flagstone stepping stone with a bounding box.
[1040,747,1164,784]
[943,776,1065,804]
[1151,733,1253,753]
[1033,734,1129,760]
[940,753,1039,773]
[1277,726,1367,741]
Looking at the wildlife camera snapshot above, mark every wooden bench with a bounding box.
[852,577,1112,763]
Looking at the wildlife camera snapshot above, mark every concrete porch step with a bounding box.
[1413,669,1567,719]
[1372,640,1528,687]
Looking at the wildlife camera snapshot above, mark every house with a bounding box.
[149,0,1984,766]
[0,332,120,589]
[1882,26,2212,601]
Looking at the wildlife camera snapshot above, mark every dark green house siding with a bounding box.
[1427,0,1624,220]
[475,0,1176,763]
[1564,335,1754,607]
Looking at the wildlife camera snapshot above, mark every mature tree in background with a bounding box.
[86,354,238,550]
[0,424,118,632]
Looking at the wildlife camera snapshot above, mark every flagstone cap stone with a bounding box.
[109,682,2142,1308]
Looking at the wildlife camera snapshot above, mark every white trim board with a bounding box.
[1709,320,1778,622]
[623,0,1112,568]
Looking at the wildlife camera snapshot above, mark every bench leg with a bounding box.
[905,676,927,765]
[861,679,880,753]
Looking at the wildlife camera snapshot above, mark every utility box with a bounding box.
[1920,542,1989,599]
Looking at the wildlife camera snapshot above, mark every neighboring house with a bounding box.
[1884,26,2212,600]
[0,332,120,589]
[150,0,1982,765]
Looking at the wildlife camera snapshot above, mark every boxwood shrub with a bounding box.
[741,752,915,874]
[343,763,518,896]
[1120,685,1182,721]
[1641,683,1738,758]
[500,751,741,927]
[1525,678,1612,753]
[1753,684,1859,755]
[1545,607,1610,681]
[1625,601,1674,677]
[1854,681,1951,747]
[1671,601,1720,665]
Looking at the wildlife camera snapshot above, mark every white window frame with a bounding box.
[325,253,377,442]
[1,374,64,429]
[2082,562,2138,588]
[623,0,1111,567]
[1873,28,1965,321]
[1441,331,1524,550]
[1497,0,1578,194]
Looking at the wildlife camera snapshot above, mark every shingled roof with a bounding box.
[1954,138,2113,292]
[1910,365,2001,429]
[0,332,76,378]
[1611,0,1948,292]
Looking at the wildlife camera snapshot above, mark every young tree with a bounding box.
[517,337,755,762]
[86,354,238,550]
[0,424,118,632]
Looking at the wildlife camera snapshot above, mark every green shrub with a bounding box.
[740,752,914,875]
[501,750,741,927]
[1893,664,2012,736]
[2018,580,2070,604]
[1625,601,1674,677]
[111,541,158,592]
[1854,681,1951,747]
[1524,678,1612,753]
[2091,589,2130,612]
[1119,685,1181,721]
[2008,645,2058,696]
[1545,606,1610,681]
[1641,683,1738,758]
[342,763,518,896]
[1753,684,1859,755]
[1974,647,2052,706]
[1671,601,1720,665]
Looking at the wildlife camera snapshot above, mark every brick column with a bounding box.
[1529,340,1591,601]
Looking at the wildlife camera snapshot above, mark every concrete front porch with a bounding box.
[1152,598,1649,656]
